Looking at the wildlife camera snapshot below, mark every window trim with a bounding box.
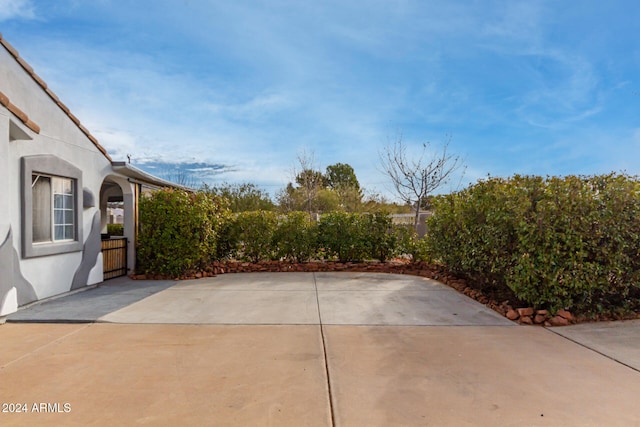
[21,155,83,258]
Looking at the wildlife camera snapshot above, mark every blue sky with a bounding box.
[2,0,639,199]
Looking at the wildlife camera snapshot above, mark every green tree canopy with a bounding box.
[325,163,360,191]
[203,182,275,212]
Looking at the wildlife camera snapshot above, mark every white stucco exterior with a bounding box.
[0,36,180,316]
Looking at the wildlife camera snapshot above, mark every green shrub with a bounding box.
[396,226,430,262]
[363,212,398,262]
[212,215,236,261]
[107,223,124,236]
[137,189,228,277]
[231,210,279,262]
[274,212,318,262]
[426,173,640,313]
[317,211,369,262]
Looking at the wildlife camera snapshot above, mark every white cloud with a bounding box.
[0,0,35,21]
[4,0,637,196]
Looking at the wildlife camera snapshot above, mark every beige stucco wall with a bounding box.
[0,44,115,314]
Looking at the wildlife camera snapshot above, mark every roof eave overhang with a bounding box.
[111,162,193,191]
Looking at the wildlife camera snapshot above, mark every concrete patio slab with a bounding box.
[3,273,640,425]
[550,319,640,372]
[174,272,317,291]
[0,323,86,367]
[314,272,445,291]
[315,272,511,326]
[324,325,640,426]
[318,288,512,326]
[6,277,176,323]
[100,288,320,324]
[95,272,510,326]
[0,323,331,427]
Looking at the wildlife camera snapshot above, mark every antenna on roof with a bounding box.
[127,154,131,164]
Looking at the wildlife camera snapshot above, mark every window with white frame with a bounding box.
[32,174,75,243]
[21,155,83,258]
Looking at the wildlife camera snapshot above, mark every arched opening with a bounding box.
[99,177,136,279]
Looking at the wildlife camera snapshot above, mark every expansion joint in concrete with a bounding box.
[546,327,640,374]
[313,272,336,426]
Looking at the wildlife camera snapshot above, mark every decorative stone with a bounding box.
[517,307,535,317]
[506,309,520,320]
[548,315,570,327]
[556,309,574,322]
[519,316,533,325]
[534,314,547,324]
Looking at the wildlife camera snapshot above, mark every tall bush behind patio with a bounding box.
[230,210,279,262]
[317,211,369,262]
[426,173,640,313]
[137,189,229,277]
[273,211,318,262]
[363,212,399,262]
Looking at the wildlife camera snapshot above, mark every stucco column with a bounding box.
[122,185,136,274]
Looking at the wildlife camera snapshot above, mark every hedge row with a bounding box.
[223,210,418,263]
[136,189,427,276]
[426,174,640,314]
[137,189,229,277]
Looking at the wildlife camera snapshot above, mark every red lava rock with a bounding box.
[519,316,533,325]
[534,314,547,324]
[506,309,520,320]
[548,315,570,327]
[556,309,574,322]
[517,307,535,317]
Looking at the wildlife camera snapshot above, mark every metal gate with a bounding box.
[102,237,128,280]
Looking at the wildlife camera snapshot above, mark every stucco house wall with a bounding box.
[0,37,116,315]
[0,35,178,316]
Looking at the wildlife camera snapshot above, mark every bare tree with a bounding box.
[380,135,465,231]
[293,150,325,219]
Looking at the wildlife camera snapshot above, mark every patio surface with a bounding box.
[2,272,640,426]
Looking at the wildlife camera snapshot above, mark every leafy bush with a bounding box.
[231,210,279,262]
[396,226,430,262]
[137,189,229,277]
[362,212,398,262]
[315,211,405,262]
[317,212,369,262]
[107,223,124,236]
[274,211,318,262]
[212,215,236,261]
[426,173,640,313]
[203,182,276,212]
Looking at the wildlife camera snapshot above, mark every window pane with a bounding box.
[63,194,73,209]
[51,177,75,242]
[54,210,64,224]
[54,225,64,241]
[32,175,52,243]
